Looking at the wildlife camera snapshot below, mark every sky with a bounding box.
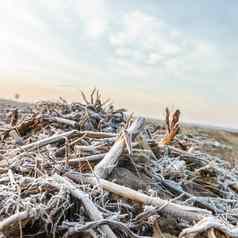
[0,0,237,128]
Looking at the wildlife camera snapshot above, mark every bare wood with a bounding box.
[170,110,180,131]
[9,109,18,127]
[51,174,117,238]
[54,131,115,157]
[80,91,90,105]
[94,117,145,179]
[8,130,24,145]
[179,216,238,238]
[48,116,79,128]
[0,209,37,231]
[14,130,116,152]
[229,182,238,193]
[79,131,116,139]
[0,131,81,167]
[208,229,217,238]
[151,217,162,238]
[13,130,79,153]
[62,219,149,238]
[160,109,180,145]
[15,114,43,136]
[2,113,42,142]
[13,130,115,154]
[66,173,211,222]
[67,153,106,166]
[0,131,115,169]
[165,107,170,133]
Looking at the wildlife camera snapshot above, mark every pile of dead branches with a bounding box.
[0,89,237,238]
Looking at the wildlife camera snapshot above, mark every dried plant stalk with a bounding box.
[160,109,180,145]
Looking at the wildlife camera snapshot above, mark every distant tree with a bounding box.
[14,93,20,100]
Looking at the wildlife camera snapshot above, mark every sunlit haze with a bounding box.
[0,1,237,129]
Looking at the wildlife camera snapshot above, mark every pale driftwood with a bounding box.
[156,144,208,166]
[8,130,24,145]
[0,232,6,238]
[14,130,79,153]
[229,182,238,192]
[54,131,116,157]
[66,172,211,222]
[0,209,37,231]
[51,175,117,238]
[94,117,145,179]
[0,130,79,169]
[49,116,79,128]
[12,130,116,154]
[78,131,116,139]
[179,216,238,238]
[62,219,150,238]
[67,153,106,166]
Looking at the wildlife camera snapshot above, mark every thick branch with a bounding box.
[13,130,79,153]
[62,219,150,238]
[94,117,145,179]
[179,216,238,238]
[51,174,117,238]
[0,209,38,231]
[66,172,211,222]
[12,129,116,154]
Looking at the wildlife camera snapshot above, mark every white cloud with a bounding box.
[109,10,185,65]
[109,9,222,82]
[0,2,236,127]
[74,0,108,38]
[35,0,108,38]
[0,0,109,78]
[0,2,224,85]
[147,53,164,65]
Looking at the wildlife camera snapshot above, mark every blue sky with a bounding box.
[0,1,237,128]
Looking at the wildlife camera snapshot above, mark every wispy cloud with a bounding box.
[109,10,222,81]
[110,10,184,65]
[0,1,237,127]
[36,0,108,38]
[0,0,108,75]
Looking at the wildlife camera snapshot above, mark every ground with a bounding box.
[1,98,238,164]
[183,126,238,165]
